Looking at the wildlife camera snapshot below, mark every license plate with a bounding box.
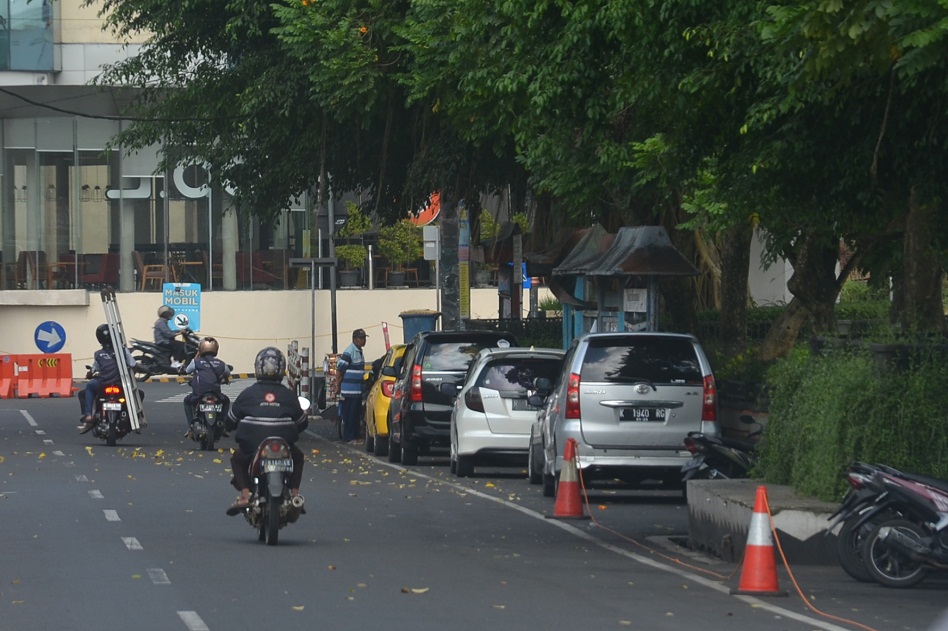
[262,459,293,473]
[620,407,666,422]
[102,402,123,411]
[511,398,537,411]
[199,404,223,412]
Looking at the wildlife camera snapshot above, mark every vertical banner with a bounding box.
[163,283,202,331]
[458,202,471,320]
[382,321,391,351]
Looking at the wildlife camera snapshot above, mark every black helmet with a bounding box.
[95,324,112,347]
[254,347,286,382]
[158,305,174,319]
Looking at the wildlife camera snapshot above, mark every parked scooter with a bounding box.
[859,468,948,588]
[827,461,901,582]
[130,328,200,380]
[681,414,761,481]
[234,397,310,546]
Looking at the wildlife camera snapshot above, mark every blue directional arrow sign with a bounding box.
[35,321,67,354]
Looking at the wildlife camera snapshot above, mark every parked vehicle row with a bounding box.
[358,330,723,498]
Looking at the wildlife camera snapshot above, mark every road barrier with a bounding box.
[2,353,75,398]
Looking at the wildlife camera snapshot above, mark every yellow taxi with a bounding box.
[364,344,406,456]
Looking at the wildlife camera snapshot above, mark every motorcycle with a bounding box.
[826,461,901,583]
[187,390,227,451]
[858,467,948,588]
[130,328,200,380]
[235,397,310,546]
[80,367,139,447]
[681,414,761,481]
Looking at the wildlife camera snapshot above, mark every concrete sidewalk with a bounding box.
[687,478,839,564]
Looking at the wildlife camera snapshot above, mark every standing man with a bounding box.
[336,328,368,444]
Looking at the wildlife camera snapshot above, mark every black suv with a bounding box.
[387,330,519,465]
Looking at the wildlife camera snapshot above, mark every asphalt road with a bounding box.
[1,381,945,631]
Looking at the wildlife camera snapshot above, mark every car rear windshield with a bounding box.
[424,338,511,372]
[475,357,564,395]
[580,337,703,384]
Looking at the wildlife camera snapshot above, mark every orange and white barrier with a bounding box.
[6,354,74,398]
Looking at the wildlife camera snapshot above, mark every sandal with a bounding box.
[226,497,251,516]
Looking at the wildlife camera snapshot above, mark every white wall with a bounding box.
[0,287,550,376]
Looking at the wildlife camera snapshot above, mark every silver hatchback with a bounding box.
[528,332,720,496]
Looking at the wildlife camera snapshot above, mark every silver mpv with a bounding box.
[528,332,720,496]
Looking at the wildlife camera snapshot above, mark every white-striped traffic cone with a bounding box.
[731,485,786,596]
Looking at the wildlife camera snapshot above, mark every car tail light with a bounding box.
[382,381,395,397]
[565,372,581,419]
[410,364,423,402]
[701,375,717,421]
[104,385,121,396]
[465,388,484,412]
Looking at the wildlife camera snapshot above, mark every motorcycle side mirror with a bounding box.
[299,396,312,412]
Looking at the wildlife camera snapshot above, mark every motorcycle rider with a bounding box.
[79,324,137,434]
[154,305,187,370]
[182,336,231,437]
[225,347,308,515]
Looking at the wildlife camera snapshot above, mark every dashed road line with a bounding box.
[104,510,120,521]
[21,410,37,427]
[147,568,171,585]
[122,537,143,550]
[89,490,104,499]
[177,611,210,631]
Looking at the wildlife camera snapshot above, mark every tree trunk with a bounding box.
[718,222,753,356]
[898,190,945,334]
[759,229,840,360]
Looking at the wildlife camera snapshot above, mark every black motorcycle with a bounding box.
[130,328,200,380]
[187,391,227,451]
[681,414,761,481]
[80,372,136,447]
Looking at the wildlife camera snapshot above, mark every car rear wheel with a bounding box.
[401,444,419,466]
[456,454,474,478]
[528,437,543,485]
[542,471,556,497]
[387,433,401,463]
[373,434,388,457]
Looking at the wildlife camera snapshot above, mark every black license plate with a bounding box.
[620,407,666,422]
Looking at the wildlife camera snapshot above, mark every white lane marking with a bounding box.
[75,475,89,482]
[177,611,209,631]
[104,510,120,522]
[89,490,104,499]
[35,429,46,436]
[53,450,64,456]
[321,433,853,631]
[122,537,142,550]
[44,439,54,445]
[155,381,249,403]
[20,410,37,427]
[147,568,171,585]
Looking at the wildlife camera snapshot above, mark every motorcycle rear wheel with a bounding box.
[265,496,280,546]
[202,425,215,451]
[106,413,118,447]
[836,514,875,582]
[864,519,928,588]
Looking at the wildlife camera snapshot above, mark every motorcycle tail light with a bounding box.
[683,435,701,454]
[261,440,290,459]
[104,385,121,396]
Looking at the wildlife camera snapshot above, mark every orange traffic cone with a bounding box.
[731,485,787,596]
[547,438,589,520]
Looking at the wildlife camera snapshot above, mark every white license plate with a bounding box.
[199,404,223,412]
[262,459,293,473]
[620,407,666,422]
[102,402,123,411]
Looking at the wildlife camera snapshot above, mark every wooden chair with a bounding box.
[134,250,174,291]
